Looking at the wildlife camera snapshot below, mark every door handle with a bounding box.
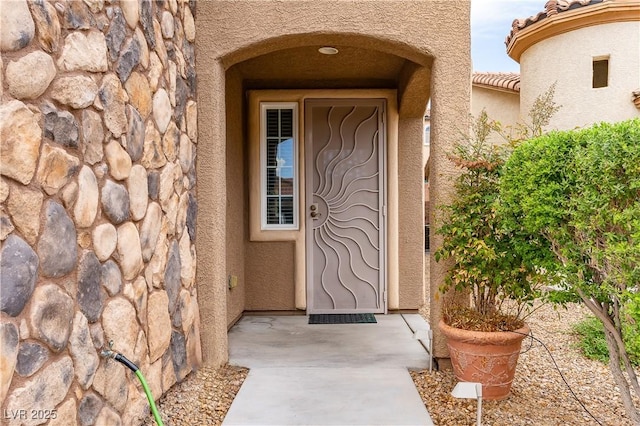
[310,203,320,219]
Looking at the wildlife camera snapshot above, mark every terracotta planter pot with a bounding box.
[438,320,530,400]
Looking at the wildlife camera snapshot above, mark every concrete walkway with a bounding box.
[223,314,434,426]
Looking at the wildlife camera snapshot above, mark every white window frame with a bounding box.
[260,102,299,230]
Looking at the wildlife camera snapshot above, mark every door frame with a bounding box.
[304,98,388,314]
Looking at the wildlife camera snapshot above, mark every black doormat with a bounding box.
[309,313,377,324]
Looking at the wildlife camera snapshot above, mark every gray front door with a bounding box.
[305,99,386,314]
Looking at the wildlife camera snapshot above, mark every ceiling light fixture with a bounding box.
[318,46,339,55]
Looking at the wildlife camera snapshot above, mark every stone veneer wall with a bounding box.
[0,0,200,424]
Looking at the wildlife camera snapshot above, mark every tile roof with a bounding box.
[472,72,521,93]
[505,0,604,47]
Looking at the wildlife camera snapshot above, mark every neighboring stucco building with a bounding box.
[0,1,471,423]
[488,0,640,131]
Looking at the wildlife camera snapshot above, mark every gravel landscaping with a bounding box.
[413,302,640,426]
[146,301,638,425]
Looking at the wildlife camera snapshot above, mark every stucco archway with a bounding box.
[195,1,471,367]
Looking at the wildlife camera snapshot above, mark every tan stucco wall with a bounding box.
[245,242,297,311]
[196,0,471,365]
[471,86,521,144]
[520,21,640,130]
[225,68,246,326]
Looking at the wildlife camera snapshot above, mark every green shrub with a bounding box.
[573,314,640,367]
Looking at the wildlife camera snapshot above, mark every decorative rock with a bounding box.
[6,52,56,100]
[176,191,188,239]
[93,163,108,180]
[16,342,48,378]
[162,122,180,163]
[102,297,139,357]
[101,260,122,296]
[43,103,79,148]
[78,252,105,323]
[78,392,103,426]
[74,166,99,228]
[148,52,162,92]
[105,7,126,61]
[0,100,42,185]
[82,110,105,165]
[146,359,162,399]
[0,208,14,240]
[187,193,197,241]
[165,240,181,314]
[147,291,171,363]
[58,31,108,72]
[0,235,38,316]
[161,11,174,38]
[121,114,142,169]
[116,36,141,83]
[89,321,104,349]
[47,398,75,426]
[28,0,61,53]
[7,186,44,244]
[184,5,196,42]
[51,76,99,109]
[30,284,74,352]
[0,322,19,403]
[186,100,198,143]
[121,0,139,29]
[36,144,81,195]
[179,289,195,335]
[125,72,152,119]
[102,180,130,225]
[168,61,177,107]
[0,179,8,203]
[128,165,148,221]
[153,19,167,67]
[0,0,34,51]
[84,0,104,13]
[140,0,155,48]
[95,406,122,426]
[134,27,149,68]
[93,224,117,261]
[148,170,159,200]
[69,311,99,389]
[61,181,78,210]
[159,162,176,208]
[179,133,194,174]
[4,357,74,426]
[140,202,163,262]
[179,229,195,287]
[61,0,96,30]
[78,231,92,249]
[105,139,132,180]
[153,89,172,134]
[174,76,189,124]
[37,201,75,279]
[187,316,202,368]
[128,276,148,329]
[141,121,167,169]
[123,379,150,426]
[161,350,176,391]
[171,331,189,381]
[92,358,128,413]
[145,220,168,287]
[116,222,143,280]
[165,193,179,236]
[99,74,128,138]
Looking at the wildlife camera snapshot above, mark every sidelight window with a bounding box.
[260,103,298,229]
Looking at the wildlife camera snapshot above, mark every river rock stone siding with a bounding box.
[0,0,200,424]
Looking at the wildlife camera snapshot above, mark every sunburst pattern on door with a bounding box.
[307,101,385,313]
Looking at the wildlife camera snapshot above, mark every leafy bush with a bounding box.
[500,118,640,421]
[573,314,640,367]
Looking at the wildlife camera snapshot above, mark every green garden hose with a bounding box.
[101,349,164,426]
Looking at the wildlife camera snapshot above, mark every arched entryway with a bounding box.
[195,1,471,366]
